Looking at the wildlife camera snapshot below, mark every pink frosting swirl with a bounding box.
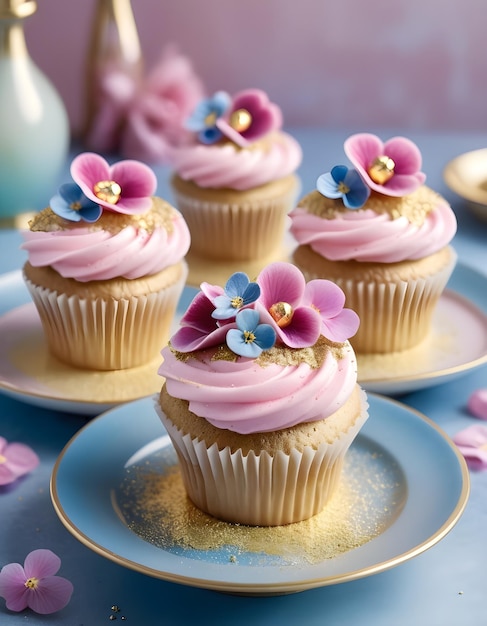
[159,342,357,435]
[21,206,190,282]
[290,193,457,263]
[169,131,302,190]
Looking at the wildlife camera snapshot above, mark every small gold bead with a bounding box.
[229,108,252,132]
[269,302,293,328]
[367,155,395,185]
[93,180,122,204]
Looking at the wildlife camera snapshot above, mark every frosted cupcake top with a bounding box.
[290,133,457,263]
[159,262,359,434]
[169,89,302,190]
[21,153,190,282]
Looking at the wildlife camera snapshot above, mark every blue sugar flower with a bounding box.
[212,272,260,320]
[185,91,231,144]
[226,309,276,358]
[50,183,102,223]
[317,165,370,209]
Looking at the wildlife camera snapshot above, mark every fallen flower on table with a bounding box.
[0,549,73,614]
[453,424,487,470]
[467,388,487,420]
[0,437,39,486]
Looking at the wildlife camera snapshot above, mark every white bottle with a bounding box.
[0,0,69,224]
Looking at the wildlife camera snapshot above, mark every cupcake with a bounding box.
[169,89,302,284]
[156,261,368,526]
[290,133,457,354]
[21,152,191,371]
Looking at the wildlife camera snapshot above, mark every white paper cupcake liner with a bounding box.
[298,249,457,354]
[172,186,297,262]
[155,389,369,526]
[24,269,187,370]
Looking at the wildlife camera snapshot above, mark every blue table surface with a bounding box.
[1,129,487,625]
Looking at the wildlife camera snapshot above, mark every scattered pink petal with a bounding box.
[453,425,487,470]
[344,133,426,196]
[467,389,487,420]
[0,549,73,614]
[0,437,39,486]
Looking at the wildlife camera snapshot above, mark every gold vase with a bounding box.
[82,0,143,148]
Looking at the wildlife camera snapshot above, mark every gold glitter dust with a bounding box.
[171,335,347,370]
[300,186,440,227]
[115,444,405,567]
[28,196,176,235]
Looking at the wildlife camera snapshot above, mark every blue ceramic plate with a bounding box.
[50,394,469,595]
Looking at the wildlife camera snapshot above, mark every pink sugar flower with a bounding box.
[453,425,487,470]
[0,437,39,486]
[218,89,282,148]
[71,152,157,215]
[344,133,425,196]
[255,262,322,348]
[302,279,360,343]
[0,549,73,614]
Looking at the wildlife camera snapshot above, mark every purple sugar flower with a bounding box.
[71,152,157,214]
[170,291,235,352]
[344,133,425,196]
[0,549,73,614]
[0,437,39,486]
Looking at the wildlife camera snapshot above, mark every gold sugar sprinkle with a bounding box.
[171,335,347,370]
[29,196,176,235]
[300,186,440,227]
[115,444,405,567]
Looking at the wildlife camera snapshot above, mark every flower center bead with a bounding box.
[70,201,82,211]
[337,181,350,194]
[231,296,244,309]
[25,577,39,589]
[368,155,395,185]
[93,180,122,204]
[230,108,252,133]
[243,330,256,343]
[204,111,217,127]
[269,302,293,328]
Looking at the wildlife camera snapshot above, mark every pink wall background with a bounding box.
[25,0,487,135]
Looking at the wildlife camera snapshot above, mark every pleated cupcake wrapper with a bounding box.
[156,391,369,527]
[24,274,186,370]
[171,187,297,262]
[300,252,457,354]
